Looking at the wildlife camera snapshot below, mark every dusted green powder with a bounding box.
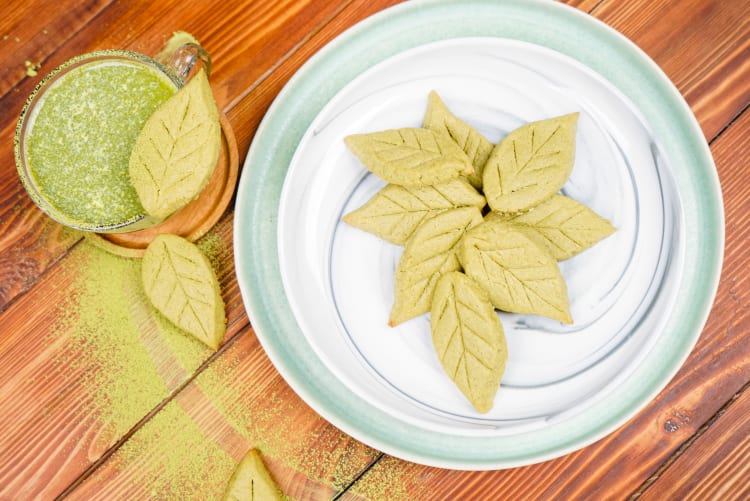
[46,237,240,498]
[49,232,382,498]
[196,229,230,272]
[101,401,235,499]
[348,455,428,500]
[192,343,379,496]
[52,240,211,444]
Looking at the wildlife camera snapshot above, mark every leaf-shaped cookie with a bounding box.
[431,271,508,413]
[129,69,221,220]
[459,219,572,323]
[483,113,578,213]
[390,206,483,326]
[142,234,226,349]
[342,178,486,245]
[344,127,474,187]
[423,90,494,189]
[492,194,616,260]
[223,449,283,501]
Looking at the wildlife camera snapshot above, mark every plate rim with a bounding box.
[234,0,724,469]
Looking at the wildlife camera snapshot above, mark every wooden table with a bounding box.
[1,0,748,499]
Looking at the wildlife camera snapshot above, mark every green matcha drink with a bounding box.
[17,51,179,230]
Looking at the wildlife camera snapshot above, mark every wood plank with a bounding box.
[67,326,380,500]
[340,101,750,499]
[225,0,404,151]
[0,0,350,311]
[593,0,750,140]
[0,0,115,100]
[640,384,750,500]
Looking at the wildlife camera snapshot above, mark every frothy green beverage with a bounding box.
[24,56,177,228]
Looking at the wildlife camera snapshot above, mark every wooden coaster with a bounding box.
[88,113,239,258]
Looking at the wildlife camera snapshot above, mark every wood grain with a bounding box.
[640,385,750,500]
[563,0,605,12]
[68,326,380,500]
[593,0,750,140]
[0,0,114,100]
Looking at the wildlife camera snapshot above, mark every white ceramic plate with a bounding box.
[235,0,723,469]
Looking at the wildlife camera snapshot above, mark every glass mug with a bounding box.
[14,43,211,233]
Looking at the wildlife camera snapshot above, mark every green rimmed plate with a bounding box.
[234,0,723,469]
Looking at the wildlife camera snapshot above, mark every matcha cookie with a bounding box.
[459,218,572,324]
[390,206,483,326]
[142,234,226,349]
[129,69,221,220]
[345,127,474,187]
[423,90,494,189]
[431,271,508,413]
[343,178,485,245]
[483,113,578,213]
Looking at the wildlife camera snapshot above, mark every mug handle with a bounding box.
[155,33,211,83]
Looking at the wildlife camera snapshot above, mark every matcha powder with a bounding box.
[49,231,403,499]
[100,401,235,499]
[51,239,211,451]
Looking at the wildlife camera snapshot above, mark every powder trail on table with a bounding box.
[192,345,380,496]
[348,455,429,500]
[97,401,235,499]
[47,233,378,497]
[50,240,210,448]
[196,222,232,273]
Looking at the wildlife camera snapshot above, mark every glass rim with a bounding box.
[14,49,181,233]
